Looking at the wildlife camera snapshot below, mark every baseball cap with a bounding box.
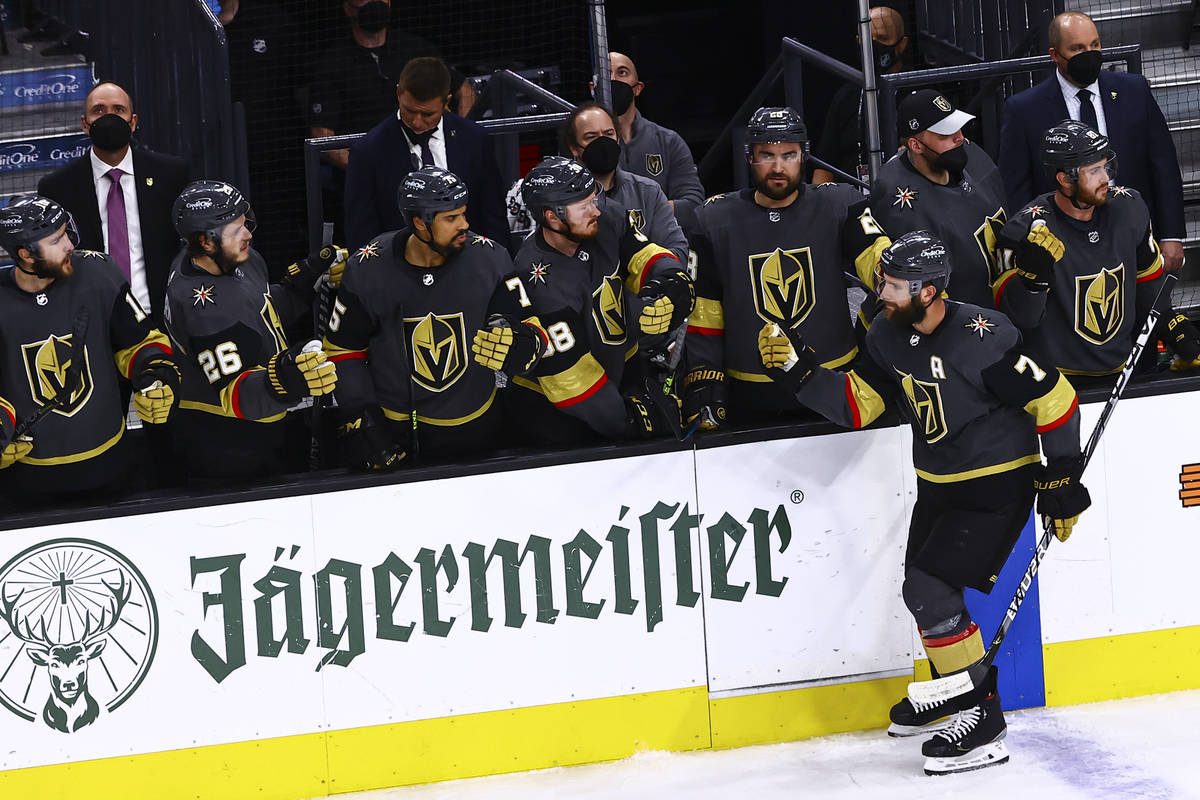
[898,89,975,137]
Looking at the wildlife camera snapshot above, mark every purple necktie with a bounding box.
[105,167,131,280]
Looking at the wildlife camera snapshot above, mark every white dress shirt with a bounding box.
[90,147,149,310]
[396,112,448,169]
[1055,68,1108,137]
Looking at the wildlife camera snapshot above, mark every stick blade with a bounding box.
[907,670,975,707]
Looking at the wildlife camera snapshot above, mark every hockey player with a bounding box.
[682,106,891,429]
[324,166,544,467]
[758,230,1091,775]
[0,196,179,501]
[164,180,340,480]
[508,156,694,443]
[871,90,1007,309]
[993,120,1200,376]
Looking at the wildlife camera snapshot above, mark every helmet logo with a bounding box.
[406,312,468,393]
[185,198,214,211]
[1045,133,1070,145]
[919,245,946,259]
[933,96,952,112]
[749,247,816,328]
[1075,263,1125,345]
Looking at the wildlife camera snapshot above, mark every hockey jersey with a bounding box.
[795,301,1080,483]
[870,142,1007,308]
[0,251,172,489]
[992,189,1164,375]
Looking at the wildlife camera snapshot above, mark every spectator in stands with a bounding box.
[812,5,909,186]
[38,81,189,321]
[608,52,705,215]
[563,102,688,264]
[344,57,508,250]
[999,10,1185,272]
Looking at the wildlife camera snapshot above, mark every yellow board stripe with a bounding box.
[1042,625,1200,706]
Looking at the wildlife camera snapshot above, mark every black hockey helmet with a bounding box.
[521,156,597,223]
[398,166,469,226]
[878,229,951,296]
[1040,119,1117,183]
[745,106,808,160]
[0,195,79,260]
[172,180,255,240]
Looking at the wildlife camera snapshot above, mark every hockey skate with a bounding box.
[921,690,1009,776]
[887,692,955,737]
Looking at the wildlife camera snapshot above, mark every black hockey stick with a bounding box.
[309,222,336,470]
[13,308,90,440]
[907,273,1179,707]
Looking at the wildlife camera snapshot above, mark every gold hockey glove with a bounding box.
[1035,456,1091,542]
[1015,221,1064,290]
[0,436,32,469]
[472,315,545,377]
[759,323,818,393]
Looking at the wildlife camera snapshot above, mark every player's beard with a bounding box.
[422,228,468,257]
[1074,182,1108,209]
[27,252,73,280]
[753,170,801,201]
[883,294,929,327]
[550,216,598,243]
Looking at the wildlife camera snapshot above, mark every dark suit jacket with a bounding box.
[998,69,1184,240]
[38,147,190,319]
[343,112,509,250]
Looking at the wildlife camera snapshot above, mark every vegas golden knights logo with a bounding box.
[260,292,288,354]
[896,369,948,443]
[592,271,627,345]
[974,207,1008,281]
[645,154,664,176]
[21,334,93,416]
[1074,264,1125,345]
[748,247,816,328]
[405,312,467,392]
[627,209,648,242]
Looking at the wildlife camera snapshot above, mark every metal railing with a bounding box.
[914,0,1064,64]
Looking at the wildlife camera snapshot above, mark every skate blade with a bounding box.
[887,716,953,738]
[923,740,1010,776]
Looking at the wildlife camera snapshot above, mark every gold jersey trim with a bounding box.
[21,420,125,466]
[382,385,498,427]
[178,398,287,423]
[1024,372,1078,430]
[690,297,725,332]
[915,452,1042,484]
[538,354,608,406]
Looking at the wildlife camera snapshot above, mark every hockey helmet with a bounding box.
[745,106,808,160]
[0,196,79,259]
[1040,119,1117,183]
[520,156,597,223]
[398,166,469,226]
[172,180,255,240]
[877,229,951,297]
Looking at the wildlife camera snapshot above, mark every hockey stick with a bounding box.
[907,273,1179,707]
[309,222,336,470]
[645,320,695,441]
[13,308,90,439]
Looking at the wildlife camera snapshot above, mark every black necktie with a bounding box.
[1076,89,1099,132]
[407,128,436,169]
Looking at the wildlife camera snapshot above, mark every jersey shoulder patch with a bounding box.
[703,192,731,206]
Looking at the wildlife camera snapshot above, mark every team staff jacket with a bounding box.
[618,111,705,211]
[323,229,537,426]
[685,183,891,383]
[600,168,690,264]
[0,252,171,471]
[992,189,1164,376]
[870,142,1007,309]
[164,248,312,421]
[510,211,683,438]
[794,301,1080,483]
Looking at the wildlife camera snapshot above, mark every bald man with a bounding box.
[609,51,705,214]
[813,5,908,186]
[999,10,1184,272]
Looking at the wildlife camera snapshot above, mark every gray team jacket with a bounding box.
[618,112,705,212]
[600,168,690,265]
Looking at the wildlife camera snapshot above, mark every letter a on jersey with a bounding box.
[748,247,816,329]
[896,369,948,443]
[405,312,468,392]
[21,334,94,416]
[1075,263,1125,345]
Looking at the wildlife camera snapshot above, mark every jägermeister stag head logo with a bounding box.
[0,539,157,733]
[748,247,816,329]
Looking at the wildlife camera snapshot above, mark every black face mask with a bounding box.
[355,1,390,33]
[931,143,968,174]
[88,113,132,152]
[872,40,900,72]
[1065,49,1103,86]
[581,136,620,176]
[609,80,635,115]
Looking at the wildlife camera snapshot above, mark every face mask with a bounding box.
[1065,49,1103,86]
[609,80,635,115]
[581,136,620,175]
[932,143,968,174]
[355,1,390,33]
[88,113,132,152]
[872,40,899,72]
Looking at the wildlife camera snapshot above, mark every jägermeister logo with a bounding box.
[0,539,157,733]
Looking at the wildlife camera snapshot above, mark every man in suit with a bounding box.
[343,57,508,250]
[38,81,190,320]
[999,10,1185,272]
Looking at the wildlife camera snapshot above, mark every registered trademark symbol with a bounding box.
[790,490,804,504]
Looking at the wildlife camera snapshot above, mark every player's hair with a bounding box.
[1048,10,1094,50]
[184,231,213,258]
[560,101,619,153]
[397,57,452,102]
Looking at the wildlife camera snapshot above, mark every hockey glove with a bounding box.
[682,366,727,431]
[266,340,338,402]
[337,407,407,471]
[1015,220,1064,290]
[471,315,546,378]
[638,269,695,336]
[131,356,181,425]
[1163,313,1200,364]
[1035,456,1092,542]
[283,244,350,291]
[0,436,32,469]
[758,322,819,394]
[623,389,678,439]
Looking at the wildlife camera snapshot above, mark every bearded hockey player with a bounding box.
[992,120,1200,376]
[758,231,1090,775]
[682,106,891,429]
[0,196,178,501]
[323,166,545,467]
[508,156,694,443]
[164,181,340,480]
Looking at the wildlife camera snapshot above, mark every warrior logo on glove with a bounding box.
[1075,264,1124,344]
[21,334,93,416]
[749,247,816,328]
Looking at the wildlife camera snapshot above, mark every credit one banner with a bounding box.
[0,66,93,110]
[0,134,90,174]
